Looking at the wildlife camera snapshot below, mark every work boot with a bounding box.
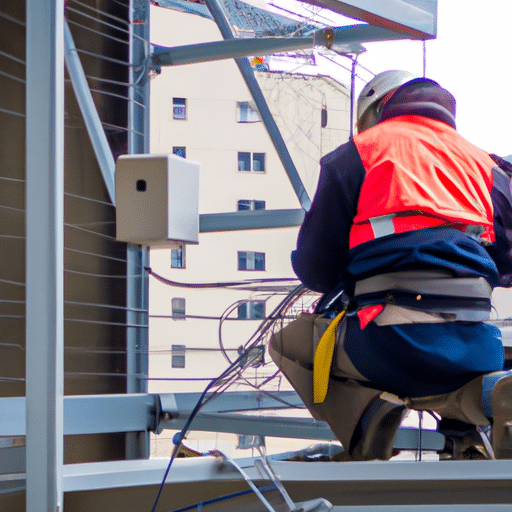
[487,371,512,459]
[349,396,406,461]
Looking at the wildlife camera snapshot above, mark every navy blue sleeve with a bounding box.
[291,140,366,293]
[488,165,512,286]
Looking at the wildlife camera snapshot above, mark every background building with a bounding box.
[148,2,351,456]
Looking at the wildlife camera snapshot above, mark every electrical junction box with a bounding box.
[115,153,200,247]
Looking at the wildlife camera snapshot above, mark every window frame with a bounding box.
[171,244,186,269]
[237,301,266,320]
[238,251,265,271]
[237,101,261,123]
[171,344,186,368]
[171,297,186,320]
[172,97,187,120]
[237,152,266,173]
[237,199,266,211]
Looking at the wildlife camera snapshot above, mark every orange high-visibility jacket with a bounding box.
[349,114,496,249]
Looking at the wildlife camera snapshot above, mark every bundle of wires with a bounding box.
[149,283,314,511]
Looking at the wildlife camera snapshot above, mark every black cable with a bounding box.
[149,352,250,512]
[148,267,298,289]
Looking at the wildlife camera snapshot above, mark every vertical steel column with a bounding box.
[25,0,65,510]
[203,0,311,211]
[126,0,151,460]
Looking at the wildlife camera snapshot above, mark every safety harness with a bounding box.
[313,271,493,403]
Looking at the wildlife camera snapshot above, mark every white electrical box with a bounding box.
[115,154,200,247]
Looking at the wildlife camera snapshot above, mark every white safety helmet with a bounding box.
[356,70,419,133]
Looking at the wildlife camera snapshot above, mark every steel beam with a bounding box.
[126,0,151,461]
[199,209,305,232]
[204,0,312,211]
[0,392,443,451]
[58,457,512,507]
[302,0,437,39]
[25,1,65,511]
[151,24,407,70]
[64,20,116,205]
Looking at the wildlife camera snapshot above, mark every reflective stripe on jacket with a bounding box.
[349,115,495,249]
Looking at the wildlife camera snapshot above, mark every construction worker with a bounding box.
[272,70,512,460]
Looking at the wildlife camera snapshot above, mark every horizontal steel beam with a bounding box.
[199,209,305,232]
[58,456,512,507]
[151,23,425,70]
[159,411,444,450]
[0,391,443,452]
[0,391,303,437]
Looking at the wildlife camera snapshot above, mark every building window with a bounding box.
[171,297,186,319]
[171,344,186,368]
[238,152,265,173]
[173,146,186,158]
[238,251,265,271]
[237,301,265,320]
[171,244,185,268]
[237,199,266,211]
[173,97,186,120]
[237,101,260,123]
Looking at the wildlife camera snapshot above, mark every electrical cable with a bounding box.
[148,267,298,289]
[149,348,258,512]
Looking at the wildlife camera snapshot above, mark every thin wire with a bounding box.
[0,11,25,26]
[64,191,114,207]
[0,107,25,118]
[65,300,146,312]
[0,69,25,84]
[64,317,147,328]
[64,247,127,263]
[0,49,25,66]
[64,223,117,241]
[72,47,133,67]
[67,0,130,27]
[0,278,24,287]
[65,17,130,45]
[0,176,25,183]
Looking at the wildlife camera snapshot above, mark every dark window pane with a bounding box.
[251,302,265,319]
[238,251,247,270]
[171,245,184,268]
[238,152,250,171]
[171,344,186,368]
[254,200,266,210]
[253,153,265,172]
[237,303,247,319]
[254,252,265,271]
[173,146,186,158]
[237,200,251,211]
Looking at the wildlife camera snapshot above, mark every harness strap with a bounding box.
[313,310,345,404]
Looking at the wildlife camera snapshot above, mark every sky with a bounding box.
[344,0,512,157]
[266,0,511,157]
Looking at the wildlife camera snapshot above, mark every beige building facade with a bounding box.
[148,3,351,456]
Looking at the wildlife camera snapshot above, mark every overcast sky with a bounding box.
[355,0,511,157]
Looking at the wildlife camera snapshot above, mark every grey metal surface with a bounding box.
[199,209,305,232]
[58,456,512,508]
[64,20,116,205]
[126,0,151,460]
[25,1,65,510]
[301,0,437,38]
